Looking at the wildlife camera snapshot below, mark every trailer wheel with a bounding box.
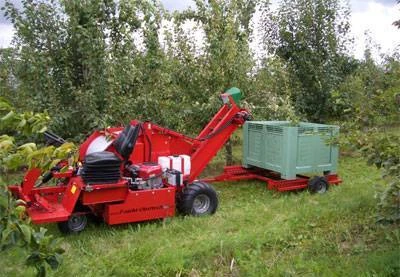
[58,214,88,234]
[308,176,329,194]
[178,182,218,216]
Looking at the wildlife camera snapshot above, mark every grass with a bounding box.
[2,153,399,276]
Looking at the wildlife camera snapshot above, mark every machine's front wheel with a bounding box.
[58,214,88,234]
[308,176,329,194]
[178,182,218,216]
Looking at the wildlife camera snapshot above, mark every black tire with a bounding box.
[178,182,218,216]
[89,214,104,225]
[58,214,88,234]
[308,176,329,194]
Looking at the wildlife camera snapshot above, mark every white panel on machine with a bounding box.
[158,156,170,172]
[86,135,114,155]
[179,155,191,175]
[169,155,182,173]
[157,155,191,175]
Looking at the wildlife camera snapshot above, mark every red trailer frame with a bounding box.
[202,165,341,192]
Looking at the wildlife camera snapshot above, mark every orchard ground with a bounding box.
[1,142,399,276]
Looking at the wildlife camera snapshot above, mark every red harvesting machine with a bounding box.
[8,88,341,233]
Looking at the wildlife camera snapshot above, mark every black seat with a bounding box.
[113,124,140,161]
[81,124,140,184]
[82,151,122,184]
[84,151,122,167]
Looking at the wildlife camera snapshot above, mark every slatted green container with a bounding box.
[243,121,339,180]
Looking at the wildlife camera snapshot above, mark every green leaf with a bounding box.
[0,98,12,111]
[46,255,60,270]
[1,227,14,245]
[18,143,37,152]
[17,118,27,128]
[38,126,47,133]
[1,110,15,121]
[37,265,46,277]
[26,252,41,266]
[0,193,8,208]
[18,224,32,244]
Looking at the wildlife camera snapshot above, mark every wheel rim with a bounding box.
[193,194,211,214]
[68,215,87,232]
[317,182,327,194]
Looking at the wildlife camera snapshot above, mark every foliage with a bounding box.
[1,0,263,142]
[0,97,76,171]
[0,48,16,103]
[330,39,400,223]
[172,0,260,163]
[1,138,76,171]
[163,0,255,130]
[0,96,49,137]
[0,0,297,152]
[248,57,298,122]
[262,0,352,122]
[393,0,400,29]
[0,98,71,276]
[362,135,400,222]
[0,184,65,277]
[340,125,400,223]
[332,51,400,127]
[361,133,400,223]
[2,0,149,138]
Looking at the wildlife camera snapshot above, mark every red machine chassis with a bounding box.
[8,93,250,227]
[9,170,176,225]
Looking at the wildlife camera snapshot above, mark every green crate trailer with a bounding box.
[242,121,339,180]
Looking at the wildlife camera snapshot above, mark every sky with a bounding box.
[0,0,399,60]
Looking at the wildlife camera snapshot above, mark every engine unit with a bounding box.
[126,162,163,190]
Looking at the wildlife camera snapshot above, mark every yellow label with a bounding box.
[71,184,77,194]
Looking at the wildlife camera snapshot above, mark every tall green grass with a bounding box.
[1,155,399,276]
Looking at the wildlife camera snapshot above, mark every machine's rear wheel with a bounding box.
[178,182,218,216]
[58,214,88,234]
[308,176,329,194]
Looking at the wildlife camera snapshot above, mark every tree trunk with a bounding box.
[225,139,233,166]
